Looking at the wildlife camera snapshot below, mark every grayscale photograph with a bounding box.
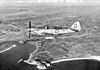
[0,0,100,70]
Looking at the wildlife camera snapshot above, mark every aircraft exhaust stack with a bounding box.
[71,21,81,31]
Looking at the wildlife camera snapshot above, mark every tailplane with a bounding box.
[71,21,81,31]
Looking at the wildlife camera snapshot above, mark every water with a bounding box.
[47,59,100,70]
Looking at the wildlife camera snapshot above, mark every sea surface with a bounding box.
[47,59,100,70]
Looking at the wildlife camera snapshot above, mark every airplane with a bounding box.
[27,21,81,37]
[20,21,81,44]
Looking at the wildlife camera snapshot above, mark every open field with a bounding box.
[0,4,100,70]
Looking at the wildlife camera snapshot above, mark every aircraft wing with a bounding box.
[42,32,56,36]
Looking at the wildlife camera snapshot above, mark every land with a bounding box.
[0,4,100,64]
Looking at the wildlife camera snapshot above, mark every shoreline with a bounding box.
[24,55,100,65]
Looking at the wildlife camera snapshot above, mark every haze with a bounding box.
[0,0,100,3]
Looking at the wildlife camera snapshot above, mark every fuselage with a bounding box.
[30,28,75,35]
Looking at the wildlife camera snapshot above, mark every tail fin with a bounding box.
[71,21,81,31]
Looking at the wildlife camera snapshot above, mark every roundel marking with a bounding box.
[74,24,77,28]
[55,30,59,34]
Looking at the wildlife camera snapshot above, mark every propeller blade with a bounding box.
[29,21,31,28]
[29,21,31,39]
[29,32,31,39]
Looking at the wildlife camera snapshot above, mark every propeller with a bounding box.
[29,21,32,39]
[22,21,31,44]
